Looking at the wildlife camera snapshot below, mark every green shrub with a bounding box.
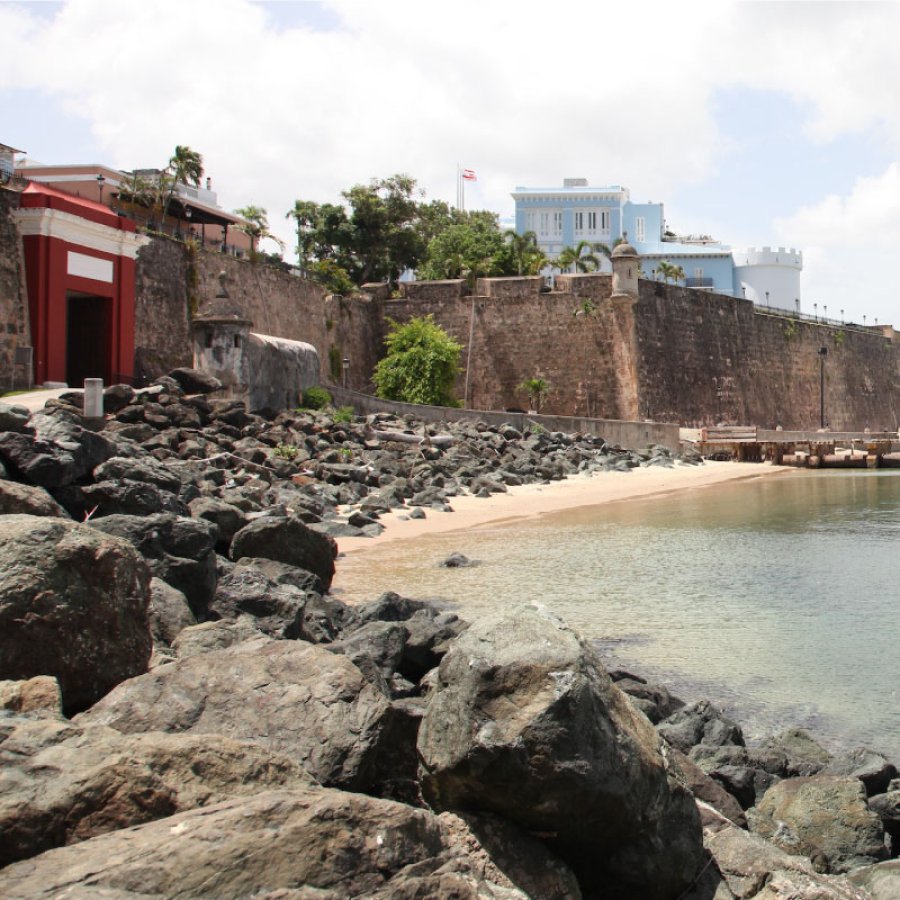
[333,405,354,423]
[273,443,299,460]
[300,386,332,410]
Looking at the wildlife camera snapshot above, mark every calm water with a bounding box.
[333,469,900,759]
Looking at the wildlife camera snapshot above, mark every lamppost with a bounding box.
[96,173,106,206]
[342,357,349,389]
[818,346,828,429]
[765,290,770,309]
[841,309,844,323]
[823,305,828,321]
[184,206,192,237]
[795,298,800,316]
[813,302,817,322]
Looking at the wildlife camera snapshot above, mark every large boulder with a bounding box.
[848,859,900,899]
[0,480,68,517]
[87,513,217,617]
[823,747,898,797]
[229,513,337,592]
[748,775,888,873]
[0,515,152,714]
[0,786,580,899]
[657,699,745,753]
[704,807,872,899]
[77,636,413,794]
[417,604,704,899]
[0,712,314,867]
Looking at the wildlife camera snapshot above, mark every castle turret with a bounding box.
[191,271,253,400]
[611,233,640,298]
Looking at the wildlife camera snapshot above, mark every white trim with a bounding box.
[68,250,114,283]
[13,207,151,259]
[24,173,124,186]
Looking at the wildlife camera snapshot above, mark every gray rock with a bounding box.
[439,551,480,568]
[867,789,900,846]
[230,514,337,592]
[209,564,312,638]
[705,811,873,899]
[0,713,314,867]
[417,604,704,900]
[668,747,747,827]
[0,431,80,487]
[147,577,196,646]
[0,515,151,714]
[762,728,833,776]
[77,637,410,793]
[657,699,745,753]
[848,859,900,899]
[0,402,31,432]
[610,669,685,724]
[0,480,68,517]
[88,513,217,617]
[168,367,223,394]
[172,617,264,658]
[0,786,580,900]
[102,383,136,413]
[747,775,888,873]
[823,747,898,797]
[93,455,183,494]
[189,495,249,550]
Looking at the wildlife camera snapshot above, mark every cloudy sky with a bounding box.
[2,0,899,327]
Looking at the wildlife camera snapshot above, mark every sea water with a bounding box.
[333,468,900,759]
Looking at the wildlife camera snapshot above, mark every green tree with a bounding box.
[161,145,204,223]
[657,261,685,284]
[234,205,284,257]
[504,230,546,276]
[373,315,462,406]
[418,221,508,283]
[517,376,551,413]
[556,240,610,273]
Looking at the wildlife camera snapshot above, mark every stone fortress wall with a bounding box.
[1,194,897,432]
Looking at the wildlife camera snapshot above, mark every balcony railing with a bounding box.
[685,276,715,288]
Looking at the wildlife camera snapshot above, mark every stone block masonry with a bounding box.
[0,187,32,389]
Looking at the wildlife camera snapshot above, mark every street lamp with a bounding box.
[818,346,828,429]
[813,302,817,322]
[823,305,828,321]
[96,173,106,205]
[840,309,844,323]
[342,357,349,389]
[765,290,769,308]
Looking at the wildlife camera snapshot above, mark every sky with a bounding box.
[2,0,899,327]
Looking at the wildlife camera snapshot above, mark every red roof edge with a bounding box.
[20,182,136,233]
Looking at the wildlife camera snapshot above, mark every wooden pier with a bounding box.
[680,426,900,468]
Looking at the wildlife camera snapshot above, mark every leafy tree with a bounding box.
[235,205,284,256]
[418,221,508,282]
[373,315,462,406]
[517,376,551,413]
[556,240,610,273]
[161,145,204,223]
[504,230,546,276]
[656,261,685,284]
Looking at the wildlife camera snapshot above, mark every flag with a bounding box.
[461,168,477,181]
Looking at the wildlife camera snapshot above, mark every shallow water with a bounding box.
[333,468,900,758]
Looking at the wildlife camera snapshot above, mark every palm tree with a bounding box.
[160,145,204,225]
[556,240,611,274]
[657,261,682,284]
[517,376,551,413]
[504,229,546,276]
[235,205,284,257]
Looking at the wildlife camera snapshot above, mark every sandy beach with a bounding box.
[335,460,789,558]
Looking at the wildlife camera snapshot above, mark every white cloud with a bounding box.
[3,0,900,325]
[775,162,900,325]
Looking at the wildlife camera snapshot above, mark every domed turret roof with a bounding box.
[611,234,638,258]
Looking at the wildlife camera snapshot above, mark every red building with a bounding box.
[15,183,149,386]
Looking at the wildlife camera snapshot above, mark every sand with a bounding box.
[335,460,789,558]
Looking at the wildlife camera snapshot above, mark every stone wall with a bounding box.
[133,237,193,383]
[134,238,329,385]
[634,281,899,431]
[0,187,31,389]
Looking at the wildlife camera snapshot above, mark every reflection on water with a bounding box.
[333,469,900,757]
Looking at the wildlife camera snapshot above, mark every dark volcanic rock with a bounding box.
[0,515,152,714]
[77,636,412,794]
[0,787,580,900]
[88,513,217,617]
[417,604,704,900]
[168,366,223,394]
[148,577,196,646]
[824,747,899,797]
[657,699,745,753]
[0,713,314,867]
[230,513,337,592]
[0,480,68,517]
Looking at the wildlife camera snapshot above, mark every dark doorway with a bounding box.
[66,293,111,387]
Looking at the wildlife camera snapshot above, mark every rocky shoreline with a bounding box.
[1,370,898,898]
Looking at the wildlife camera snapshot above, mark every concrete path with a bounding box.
[2,387,79,413]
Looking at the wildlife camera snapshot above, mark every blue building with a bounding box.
[511,178,738,295]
